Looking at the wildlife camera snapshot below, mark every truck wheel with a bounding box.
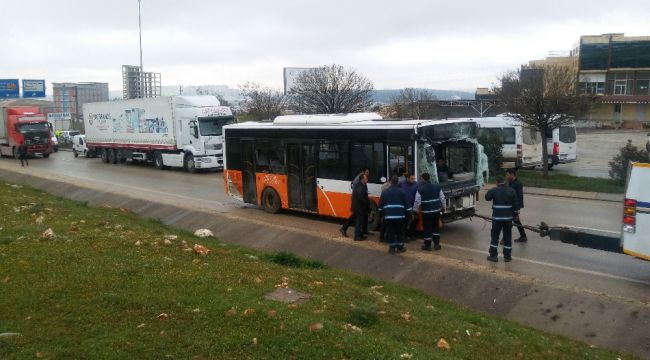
[43,153,50,158]
[108,149,118,164]
[154,152,166,170]
[367,202,381,231]
[101,149,109,163]
[12,147,18,159]
[73,150,79,158]
[184,154,197,173]
[261,188,282,214]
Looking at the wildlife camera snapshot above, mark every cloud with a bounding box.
[1,0,648,90]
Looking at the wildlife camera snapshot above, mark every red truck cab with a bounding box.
[0,106,53,158]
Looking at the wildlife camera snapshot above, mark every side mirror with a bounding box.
[193,126,199,139]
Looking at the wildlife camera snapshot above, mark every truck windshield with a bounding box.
[19,123,49,133]
[198,116,235,136]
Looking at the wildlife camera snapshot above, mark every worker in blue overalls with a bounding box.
[413,172,446,251]
[485,175,519,262]
[379,174,411,254]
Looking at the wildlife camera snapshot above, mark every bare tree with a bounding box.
[496,64,589,176]
[238,82,287,121]
[389,88,437,119]
[290,64,374,114]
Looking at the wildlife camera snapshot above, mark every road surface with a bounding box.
[2,152,649,306]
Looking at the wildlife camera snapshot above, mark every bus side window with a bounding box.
[255,140,285,174]
[226,137,242,170]
[318,141,349,180]
[351,142,385,183]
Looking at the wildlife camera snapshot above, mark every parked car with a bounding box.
[72,135,92,158]
[545,123,578,168]
[474,116,544,169]
[60,130,81,144]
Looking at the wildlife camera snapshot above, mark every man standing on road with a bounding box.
[413,173,445,251]
[506,169,527,242]
[341,168,372,236]
[379,175,410,254]
[485,175,518,262]
[18,142,28,167]
[340,174,370,240]
[399,173,418,240]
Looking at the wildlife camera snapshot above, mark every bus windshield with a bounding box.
[18,122,49,133]
[198,116,235,136]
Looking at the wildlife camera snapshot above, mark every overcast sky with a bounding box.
[1,0,648,92]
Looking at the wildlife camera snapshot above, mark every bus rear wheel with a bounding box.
[367,202,381,231]
[261,188,281,214]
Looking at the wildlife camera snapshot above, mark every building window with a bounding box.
[614,104,622,113]
[636,72,650,95]
[607,72,633,95]
[580,82,605,95]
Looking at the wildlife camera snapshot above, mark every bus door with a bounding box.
[241,140,257,204]
[287,142,317,211]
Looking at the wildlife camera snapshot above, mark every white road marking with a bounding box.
[443,243,650,286]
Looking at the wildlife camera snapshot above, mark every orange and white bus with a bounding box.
[223,113,489,230]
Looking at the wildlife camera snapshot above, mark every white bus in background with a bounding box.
[546,123,578,168]
[474,116,543,169]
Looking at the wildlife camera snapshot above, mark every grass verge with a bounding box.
[515,170,624,194]
[0,182,635,359]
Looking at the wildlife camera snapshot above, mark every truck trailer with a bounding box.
[83,96,234,172]
[0,106,53,158]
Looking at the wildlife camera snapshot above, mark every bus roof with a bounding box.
[226,114,476,130]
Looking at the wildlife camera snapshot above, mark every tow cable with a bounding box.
[472,213,623,254]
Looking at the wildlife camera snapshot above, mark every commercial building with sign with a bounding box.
[52,82,109,127]
[576,33,650,127]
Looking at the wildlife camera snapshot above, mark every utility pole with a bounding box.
[138,0,144,98]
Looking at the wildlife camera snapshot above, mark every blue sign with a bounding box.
[22,79,46,98]
[0,79,20,98]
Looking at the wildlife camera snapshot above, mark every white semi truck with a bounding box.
[83,96,234,172]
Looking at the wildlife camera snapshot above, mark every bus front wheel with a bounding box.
[261,188,282,214]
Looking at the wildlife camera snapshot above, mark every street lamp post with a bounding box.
[138,0,144,98]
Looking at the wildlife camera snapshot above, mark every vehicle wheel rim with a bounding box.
[188,159,195,169]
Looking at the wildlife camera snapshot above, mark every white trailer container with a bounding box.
[83,96,234,172]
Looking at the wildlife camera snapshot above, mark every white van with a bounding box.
[72,134,91,158]
[621,162,650,260]
[546,124,577,167]
[475,117,543,169]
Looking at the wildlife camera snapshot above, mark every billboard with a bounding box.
[283,67,317,94]
[22,79,46,98]
[0,79,20,98]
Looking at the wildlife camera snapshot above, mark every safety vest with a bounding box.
[418,181,442,214]
[379,185,410,220]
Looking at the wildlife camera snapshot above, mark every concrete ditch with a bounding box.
[0,169,648,358]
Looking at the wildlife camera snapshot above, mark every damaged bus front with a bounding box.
[416,121,488,222]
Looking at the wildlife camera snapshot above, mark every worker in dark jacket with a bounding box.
[485,175,519,262]
[413,173,446,251]
[346,173,370,241]
[18,142,29,167]
[379,175,410,254]
[506,169,527,242]
[340,171,370,238]
[399,173,418,240]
